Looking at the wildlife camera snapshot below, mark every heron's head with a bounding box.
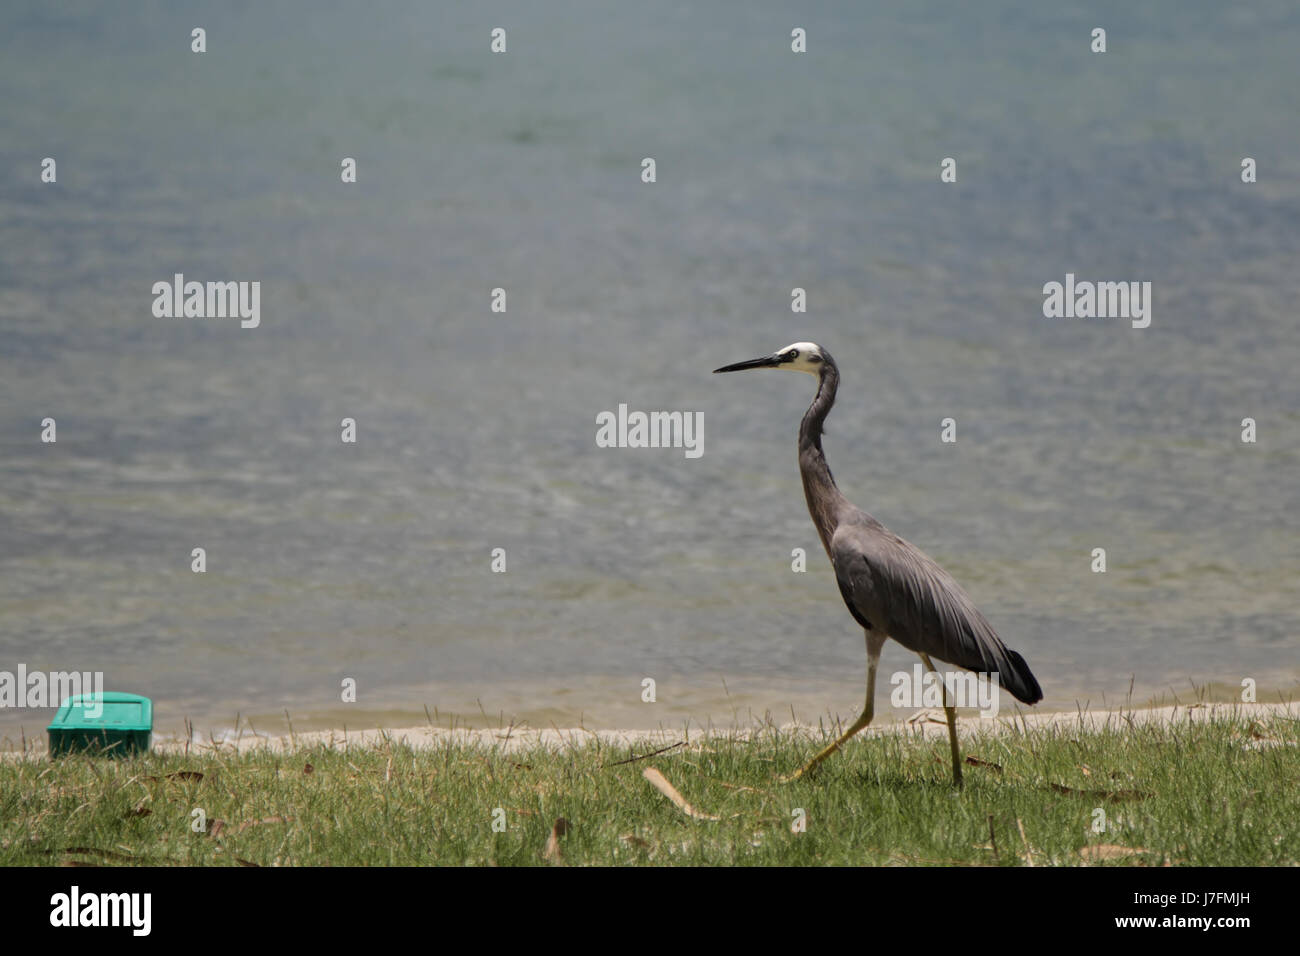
[713,341,827,377]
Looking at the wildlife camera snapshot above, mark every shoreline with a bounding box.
[37,698,1300,758]
[5,674,1297,756]
[3,698,1293,759]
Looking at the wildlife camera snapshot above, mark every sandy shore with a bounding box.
[135,699,1298,756]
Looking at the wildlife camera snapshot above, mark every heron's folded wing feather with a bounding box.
[831,524,1042,704]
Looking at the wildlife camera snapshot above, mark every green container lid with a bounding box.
[48,692,153,757]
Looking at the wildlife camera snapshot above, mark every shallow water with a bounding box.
[1,1,1298,742]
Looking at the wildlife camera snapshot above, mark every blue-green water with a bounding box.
[2,1,1298,741]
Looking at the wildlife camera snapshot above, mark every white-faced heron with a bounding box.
[715,342,1042,785]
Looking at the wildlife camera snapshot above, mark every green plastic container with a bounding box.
[47,693,153,757]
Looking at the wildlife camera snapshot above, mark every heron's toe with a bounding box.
[777,764,815,784]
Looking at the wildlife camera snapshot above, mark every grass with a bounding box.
[2,712,1297,866]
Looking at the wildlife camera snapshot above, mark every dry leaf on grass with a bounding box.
[1016,818,1035,867]
[604,741,685,767]
[642,767,720,821]
[543,818,571,864]
[61,846,177,865]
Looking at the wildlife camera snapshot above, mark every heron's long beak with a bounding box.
[713,354,781,373]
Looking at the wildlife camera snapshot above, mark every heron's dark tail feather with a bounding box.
[999,650,1043,705]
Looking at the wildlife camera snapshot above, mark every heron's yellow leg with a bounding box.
[920,652,963,788]
[781,641,879,782]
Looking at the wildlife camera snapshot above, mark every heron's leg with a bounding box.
[782,631,885,782]
[919,652,963,788]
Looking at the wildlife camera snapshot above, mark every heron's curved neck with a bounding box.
[799,362,848,553]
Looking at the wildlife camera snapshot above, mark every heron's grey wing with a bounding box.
[830,523,1042,704]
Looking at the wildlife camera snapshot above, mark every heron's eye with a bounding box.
[786,351,798,361]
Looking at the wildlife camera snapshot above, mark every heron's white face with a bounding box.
[714,341,830,377]
[773,342,826,376]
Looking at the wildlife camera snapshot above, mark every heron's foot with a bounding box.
[778,712,873,782]
[777,753,832,783]
[777,764,813,784]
